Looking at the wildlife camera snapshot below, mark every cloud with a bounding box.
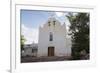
[55,12,64,17]
[21,24,39,44]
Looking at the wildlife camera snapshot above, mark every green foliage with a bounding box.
[67,13,89,60]
[21,35,26,51]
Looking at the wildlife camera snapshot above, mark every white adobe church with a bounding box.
[38,16,71,57]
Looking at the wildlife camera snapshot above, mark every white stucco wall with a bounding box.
[38,17,71,57]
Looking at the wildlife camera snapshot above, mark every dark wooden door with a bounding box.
[48,47,54,56]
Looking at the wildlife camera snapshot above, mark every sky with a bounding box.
[21,10,70,44]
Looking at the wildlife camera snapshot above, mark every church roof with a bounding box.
[40,16,65,28]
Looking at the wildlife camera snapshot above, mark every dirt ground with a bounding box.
[21,56,72,63]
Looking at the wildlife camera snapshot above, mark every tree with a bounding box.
[67,13,89,59]
[21,35,26,51]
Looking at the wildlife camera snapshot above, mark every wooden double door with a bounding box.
[48,47,54,56]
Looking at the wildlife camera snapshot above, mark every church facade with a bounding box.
[38,17,71,57]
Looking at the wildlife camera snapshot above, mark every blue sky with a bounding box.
[21,10,54,28]
[21,10,70,44]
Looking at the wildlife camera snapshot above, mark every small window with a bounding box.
[49,32,53,41]
[32,49,34,53]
